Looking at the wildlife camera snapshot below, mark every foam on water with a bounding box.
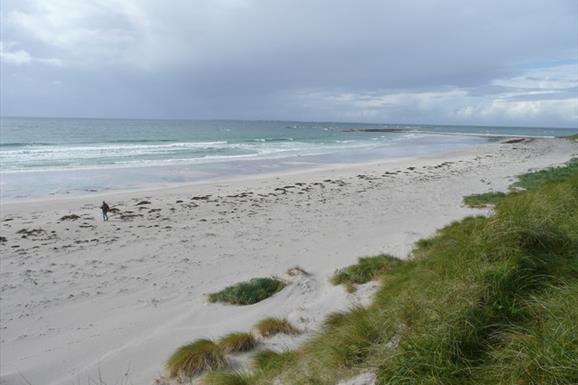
[1,118,573,198]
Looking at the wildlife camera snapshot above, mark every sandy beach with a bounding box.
[1,138,576,385]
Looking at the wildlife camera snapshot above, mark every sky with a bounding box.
[1,0,577,128]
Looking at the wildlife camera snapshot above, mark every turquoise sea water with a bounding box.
[0,118,574,198]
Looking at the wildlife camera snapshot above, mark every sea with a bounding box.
[0,117,574,199]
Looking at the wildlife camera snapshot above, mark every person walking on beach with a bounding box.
[101,201,110,221]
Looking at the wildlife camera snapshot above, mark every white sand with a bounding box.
[1,138,576,385]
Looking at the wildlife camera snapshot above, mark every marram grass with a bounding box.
[199,370,251,385]
[255,317,299,337]
[164,162,578,385]
[308,305,388,370]
[208,277,285,305]
[330,254,401,286]
[513,157,578,190]
[463,157,578,208]
[218,332,257,353]
[243,168,578,385]
[322,311,350,328]
[166,339,228,378]
[463,191,507,208]
[478,282,578,385]
[252,350,297,372]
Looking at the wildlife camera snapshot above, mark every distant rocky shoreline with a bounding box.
[342,128,407,133]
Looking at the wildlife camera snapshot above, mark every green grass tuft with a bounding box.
[479,282,578,385]
[208,277,286,305]
[252,350,296,372]
[323,311,350,328]
[199,371,251,385]
[218,332,258,353]
[514,157,578,190]
[562,133,578,141]
[307,306,386,369]
[330,255,401,286]
[166,339,228,378]
[465,158,578,208]
[255,318,299,337]
[463,191,508,208]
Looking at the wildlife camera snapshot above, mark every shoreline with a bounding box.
[1,138,510,207]
[0,136,486,202]
[1,138,576,385]
[1,149,469,206]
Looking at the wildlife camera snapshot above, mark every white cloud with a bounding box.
[455,99,578,122]
[492,64,578,90]
[3,0,258,69]
[6,0,574,74]
[296,74,577,126]
[1,0,576,126]
[0,42,63,66]
[0,47,32,65]
[5,0,140,67]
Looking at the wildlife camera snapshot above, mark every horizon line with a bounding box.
[1,115,576,131]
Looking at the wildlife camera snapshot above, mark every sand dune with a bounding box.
[1,138,576,385]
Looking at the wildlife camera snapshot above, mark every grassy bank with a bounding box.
[330,255,401,292]
[514,157,578,190]
[463,157,577,207]
[199,160,578,384]
[463,191,507,208]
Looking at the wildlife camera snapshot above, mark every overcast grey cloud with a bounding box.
[1,0,577,127]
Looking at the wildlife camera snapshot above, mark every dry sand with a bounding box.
[1,138,576,385]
